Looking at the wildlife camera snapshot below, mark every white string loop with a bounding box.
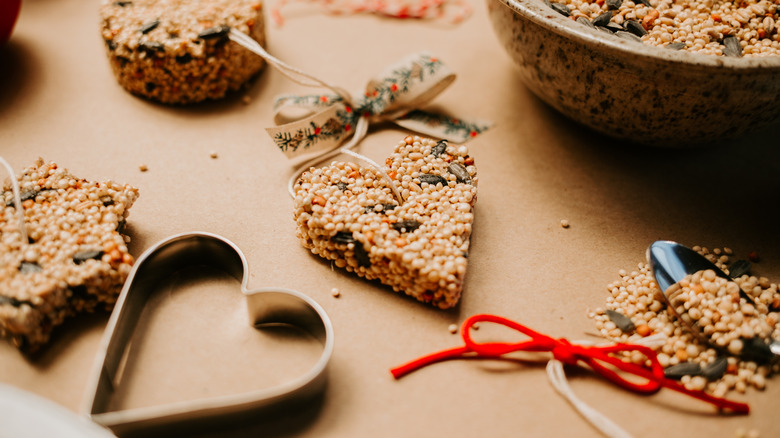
[0,157,28,245]
[546,334,668,438]
[286,117,405,204]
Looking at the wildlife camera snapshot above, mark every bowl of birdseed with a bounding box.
[486,0,780,146]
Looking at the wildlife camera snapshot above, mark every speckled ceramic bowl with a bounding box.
[487,0,780,146]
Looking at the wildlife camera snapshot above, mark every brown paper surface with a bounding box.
[1,0,779,437]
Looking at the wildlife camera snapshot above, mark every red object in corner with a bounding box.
[0,0,22,46]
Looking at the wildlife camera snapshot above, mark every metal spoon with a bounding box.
[647,240,780,362]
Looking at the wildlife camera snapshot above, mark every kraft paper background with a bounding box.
[1,0,779,436]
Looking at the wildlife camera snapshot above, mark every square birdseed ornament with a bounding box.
[293,136,477,309]
[0,159,139,353]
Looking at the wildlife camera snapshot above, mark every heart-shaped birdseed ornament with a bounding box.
[293,136,477,309]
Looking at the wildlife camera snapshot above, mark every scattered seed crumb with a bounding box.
[139,164,148,172]
[330,287,340,298]
[448,323,458,334]
[560,219,570,228]
[471,322,480,330]
[242,95,252,105]
[209,151,218,159]
[735,428,761,438]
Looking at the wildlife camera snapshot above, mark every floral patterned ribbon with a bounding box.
[270,0,473,27]
[266,52,490,160]
[227,29,488,199]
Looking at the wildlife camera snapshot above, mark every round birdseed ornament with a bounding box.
[99,0,266,104]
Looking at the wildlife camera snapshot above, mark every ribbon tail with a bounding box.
[547,360,636,438]
[391,345,471,379]
[393,109,492,143]
[660,379,750,414]
[266,104,354,160]
[272,93,346,125]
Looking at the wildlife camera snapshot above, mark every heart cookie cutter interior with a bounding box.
[83,232,334,436]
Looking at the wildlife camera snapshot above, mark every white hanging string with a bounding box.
[285,116,405,204]
[228,28,405,205]
[0,157,28,245]
[228,29,353,104]
[546,333,667,438]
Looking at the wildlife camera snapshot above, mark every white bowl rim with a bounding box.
[495,0,780,70]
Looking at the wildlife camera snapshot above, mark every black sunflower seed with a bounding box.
[616,31,642,42]
[331,232,355,244]
[605,22,624,33]
[624,20,647,37]
[606,309,635,332]
[198,25,231,40]
[664,362,703,380]
[550,3,570,16]
[105,39,117,51]
[431,140,448,157]
[19,262,42,274]
[21,188,39,202]
[354,241,371,268]
[701,356,728,380]
[100,195,114,206]
[638,0,651,6]
[597,26,613,35]
[73,250,104,265]
[447,163,472,184]
[418,174,447,187]
[741,337,773,363]
[0,295,25,307]
[145,82,157,93]
[336,182,348,191]
[139,40,163,52]
[140,19,159,34]
[606,0,622,9]
[175,53,193,64]
[666,42,686,50]
[576,16,595,29]
[113,1,132,6]
[593,11,613,28]
[392,220,421,233]
[722,35,743,57]
[728,260,751,279]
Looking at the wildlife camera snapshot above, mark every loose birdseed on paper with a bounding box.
[590,246,780,397]
[0,159,139,352]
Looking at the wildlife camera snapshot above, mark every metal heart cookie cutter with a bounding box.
[83,232,334,436]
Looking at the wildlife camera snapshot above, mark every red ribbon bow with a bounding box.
[391,314,749,414]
